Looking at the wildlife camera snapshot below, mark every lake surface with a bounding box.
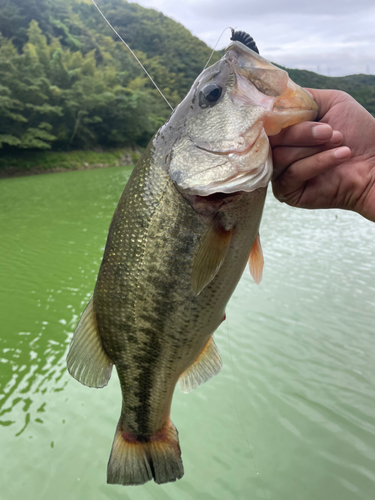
[1,166,374,500]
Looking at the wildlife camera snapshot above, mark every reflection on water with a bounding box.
[0,167,374,500]
[0,167,131,437]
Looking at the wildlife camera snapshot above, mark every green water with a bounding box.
[1,166,375,500]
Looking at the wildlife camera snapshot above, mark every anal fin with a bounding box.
[67,297,113,388]
[249,233,264,285]
[192,220,233,296]
[179,336,222,393]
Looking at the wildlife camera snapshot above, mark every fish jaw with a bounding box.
[226,42,318,136]
[166,41,317,197]
[263,79,318,135]
[171,135,272,196]
[224,41,318,126]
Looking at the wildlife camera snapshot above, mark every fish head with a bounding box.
[163,39,318,196]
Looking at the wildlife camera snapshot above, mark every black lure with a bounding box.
[230,29,259,54]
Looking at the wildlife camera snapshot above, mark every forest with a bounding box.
[0,0,374,155]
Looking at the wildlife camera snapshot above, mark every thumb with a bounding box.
[303,88,352,121]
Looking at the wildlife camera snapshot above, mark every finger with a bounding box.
[270,122,333,148]
[330,130,343,145]
[272,146,351,200]
[272,131,344,180]
[304,88,353,120]
[273,145,327,180]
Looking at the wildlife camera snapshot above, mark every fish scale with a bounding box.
[96,148,201,435]
[99,140,266,448]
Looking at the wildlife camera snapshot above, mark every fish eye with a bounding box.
[199,83,223,108]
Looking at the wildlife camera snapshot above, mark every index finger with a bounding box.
[269,121,334,148]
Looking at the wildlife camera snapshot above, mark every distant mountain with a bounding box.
[78,0,223,97]
[0,0,374,152]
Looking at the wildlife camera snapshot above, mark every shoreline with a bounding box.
[0,161,132,180]
[0,147,140,180]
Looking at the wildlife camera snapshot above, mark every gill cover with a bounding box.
[165,34,317,197]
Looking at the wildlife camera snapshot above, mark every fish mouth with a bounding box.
[179,140,272,197]
[173,124,271,197]
[194,121,264,158]
[196,138,255,157]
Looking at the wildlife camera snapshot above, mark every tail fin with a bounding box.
[107,419,184,486]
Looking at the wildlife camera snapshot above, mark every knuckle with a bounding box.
[281,124,303,145]
[271,181,285,201]
[331,90,354,106]
[272,146,299,169]
[284,165,296,180]
[272,146,286,167]
[335,90,350,100]
[313,153,326,169]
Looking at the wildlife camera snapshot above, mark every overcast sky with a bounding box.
[131,0,375,77]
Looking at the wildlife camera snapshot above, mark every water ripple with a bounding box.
[1,172,375,499]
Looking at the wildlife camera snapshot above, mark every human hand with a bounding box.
[270,89,375,222]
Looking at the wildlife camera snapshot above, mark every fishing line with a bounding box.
[90,0,174,111]
[226,315,265,495]
[203,26,234,70]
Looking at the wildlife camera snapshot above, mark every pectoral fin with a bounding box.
[249,233,264,284]
[179,336,222,393]
[67,297,113,388]
[192,221,233,296]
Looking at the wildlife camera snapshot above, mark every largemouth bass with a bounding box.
[67,31,317,486]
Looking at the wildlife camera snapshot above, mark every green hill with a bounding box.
[0,0,374,154]
[285,68,375,116]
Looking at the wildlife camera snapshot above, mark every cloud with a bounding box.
[135,0,375,17]
[131,0,375,76]
[183,0,375,19]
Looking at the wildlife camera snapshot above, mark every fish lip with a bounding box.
[195,129,261,157]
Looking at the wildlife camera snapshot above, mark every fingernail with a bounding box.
[313,124,332,140]
[331,131,342,144]
[334,147,351,159]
